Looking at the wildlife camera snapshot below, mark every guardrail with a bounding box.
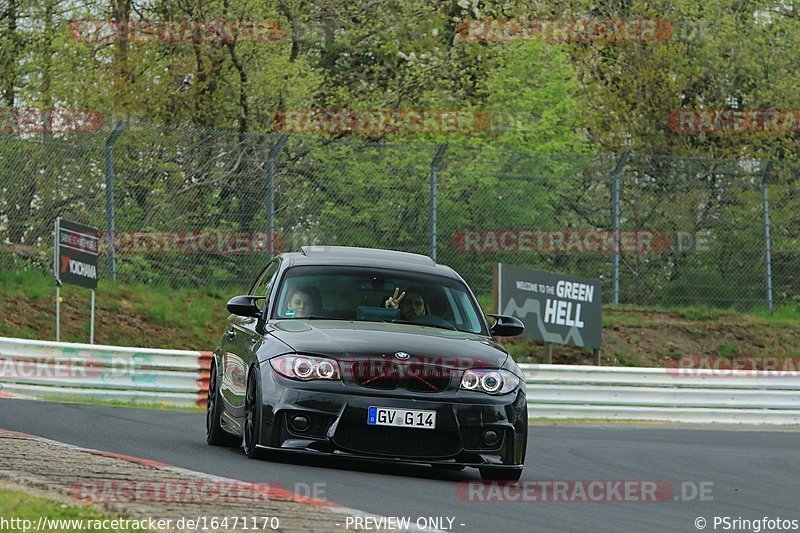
[0,337,210,408]
[521,364,800,425]
[3,338,799,424]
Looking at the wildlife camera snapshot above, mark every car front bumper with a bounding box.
[256,365,528,468]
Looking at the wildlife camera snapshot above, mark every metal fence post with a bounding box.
[267,134,289,259]
[612,151,630,305]
[762,161,774,313]
[430,144,448,262]
[104,120,127,281]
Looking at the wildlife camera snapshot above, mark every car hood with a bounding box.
[266,319,508,370]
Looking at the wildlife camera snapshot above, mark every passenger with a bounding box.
[384,286,429,321]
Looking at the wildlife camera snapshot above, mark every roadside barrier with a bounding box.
[3,337,799,424]
[521,364,800,424]
[0,336,210,407]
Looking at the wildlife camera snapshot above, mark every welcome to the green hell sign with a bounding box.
[498,265,602,349]
[542,280,596,328]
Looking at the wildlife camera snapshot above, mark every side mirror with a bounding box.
[227,295,265,318]
[487,314,525,337]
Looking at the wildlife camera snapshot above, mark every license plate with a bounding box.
[367,407,437,430]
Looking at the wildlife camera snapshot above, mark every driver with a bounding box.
[384,287,429,321]
[284,286,318,318]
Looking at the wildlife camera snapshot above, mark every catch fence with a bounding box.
[2,122,797,310]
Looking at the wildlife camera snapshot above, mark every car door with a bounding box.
[221,259,280,417]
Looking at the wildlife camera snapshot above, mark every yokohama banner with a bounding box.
[56,219,99,290]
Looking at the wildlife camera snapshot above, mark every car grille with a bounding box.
[351,361,398,390]
[350,361,451,393]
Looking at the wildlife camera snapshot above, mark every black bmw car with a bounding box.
[206,246,527,481]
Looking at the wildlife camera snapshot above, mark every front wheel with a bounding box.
[479,467,523,482]
[243,366,264,458]
[206,359,239,447]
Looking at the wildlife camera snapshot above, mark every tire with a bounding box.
[243,366,264,459]
[206,359,239,447]
[479,467,523,482]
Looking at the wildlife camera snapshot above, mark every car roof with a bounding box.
[301,246,435,265]
[278,246,460,279]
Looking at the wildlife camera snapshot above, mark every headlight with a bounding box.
[459,369,519,395]
[461,370,480,390]
[271,354,341,381]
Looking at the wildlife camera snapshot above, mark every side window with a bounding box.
[251,261,279,310]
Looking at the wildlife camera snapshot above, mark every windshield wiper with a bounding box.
[388,319,458,331]
[279,315,347,321]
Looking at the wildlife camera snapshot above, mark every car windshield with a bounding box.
[271,265,488,335]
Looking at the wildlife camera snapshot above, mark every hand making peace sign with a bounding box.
[384,288,406,309]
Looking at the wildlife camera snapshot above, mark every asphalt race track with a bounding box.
[1,399,798,532]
